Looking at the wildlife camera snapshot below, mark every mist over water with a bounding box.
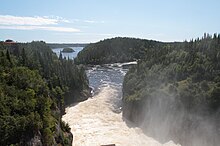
[62,63,179,146]
[139,89,220,146]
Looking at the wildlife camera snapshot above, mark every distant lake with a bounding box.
[52,47,84,59]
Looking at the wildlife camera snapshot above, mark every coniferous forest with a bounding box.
[74,37,160,64]
[122,34,220,145]
[0,41,90,145]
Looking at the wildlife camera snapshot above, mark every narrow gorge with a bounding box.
[62,63,179,146]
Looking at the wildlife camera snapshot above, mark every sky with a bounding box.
[0,0,219,43]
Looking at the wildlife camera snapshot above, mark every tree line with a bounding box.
[74,37,164,64]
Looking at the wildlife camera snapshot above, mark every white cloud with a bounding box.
[0,15,60,25]
[42,15,71,23]
[0,25,80,32]
[0,15,105,34]
[0,15,80,32]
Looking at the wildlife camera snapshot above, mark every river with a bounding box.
[51,47,179,146]
[62,63,180,146]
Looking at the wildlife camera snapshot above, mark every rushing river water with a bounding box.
[62,62,180,146]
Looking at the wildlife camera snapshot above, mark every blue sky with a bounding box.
[0,0,219,43]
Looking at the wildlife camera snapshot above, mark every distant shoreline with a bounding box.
[48,43,88,48]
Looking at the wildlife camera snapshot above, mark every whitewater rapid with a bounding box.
[62,84,180,146]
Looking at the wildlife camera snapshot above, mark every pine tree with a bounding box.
[59,51,63,60]
[21,48,27,66]
[6,49,11,63]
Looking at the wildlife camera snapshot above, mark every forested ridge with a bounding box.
[75,37,165,64]
[123,34,220,146]
[0,41,90,145]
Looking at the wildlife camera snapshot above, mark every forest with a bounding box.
[76,34,220,146]
[74,37,165,64]
[123,34,220,145]
[0,41,90,145]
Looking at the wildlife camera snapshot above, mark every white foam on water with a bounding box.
[62,86,180,146]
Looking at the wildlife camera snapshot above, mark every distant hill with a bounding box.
[74,37,167,65]
[47,43,88,48]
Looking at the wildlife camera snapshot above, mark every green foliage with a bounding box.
[0,41,88,145]
[61,121,71,133]
[75,37,163,64]
[122,33,220,145]
[209,87,220,111]
[123,34,220,111]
